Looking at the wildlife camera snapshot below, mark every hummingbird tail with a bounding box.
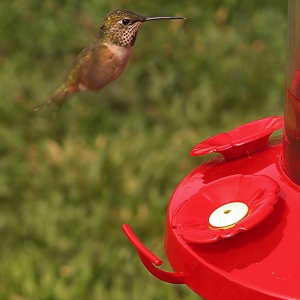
[34,85,73,118]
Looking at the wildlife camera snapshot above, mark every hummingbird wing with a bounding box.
[34,40,97,116]
[63,39,98,87]
[75,42,132,92]
[62,39,114,91]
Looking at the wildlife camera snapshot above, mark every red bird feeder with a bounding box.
[123,2,300,299]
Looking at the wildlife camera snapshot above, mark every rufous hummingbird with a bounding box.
[35,9,184,115]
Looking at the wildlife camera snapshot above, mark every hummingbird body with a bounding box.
[35,9,183,114]
[68,42,132,92]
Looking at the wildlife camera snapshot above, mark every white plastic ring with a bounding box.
[209,202,248,228]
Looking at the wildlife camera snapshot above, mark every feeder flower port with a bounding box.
[190,116,283,160]
[172,174,280,244]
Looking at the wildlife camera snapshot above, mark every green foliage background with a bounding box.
[0,0,286,299]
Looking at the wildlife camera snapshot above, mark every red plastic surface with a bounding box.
[123,131,300,297]
[172,174,280,243]
[164,136,300,299]
[122,224,185,284]
[123,117,300,298]
[191,116,283,159]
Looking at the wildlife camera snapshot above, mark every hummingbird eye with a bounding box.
[121,19,131,26]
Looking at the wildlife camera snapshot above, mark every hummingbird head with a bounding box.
[99,9,184,47]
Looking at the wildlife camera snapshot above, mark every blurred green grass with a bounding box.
[0,0,286,299]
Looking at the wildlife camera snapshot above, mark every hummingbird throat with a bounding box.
[101,21,142,47]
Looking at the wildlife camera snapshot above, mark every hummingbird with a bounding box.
[35,9,184,115]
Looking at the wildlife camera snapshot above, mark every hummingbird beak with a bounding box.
[144,16,185,22]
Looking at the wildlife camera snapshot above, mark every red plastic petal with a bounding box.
[191,116,283,159]
[172,174,280,243]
